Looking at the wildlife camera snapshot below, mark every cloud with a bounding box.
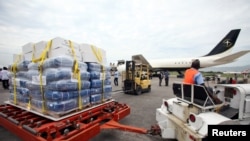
[0,0,249,68]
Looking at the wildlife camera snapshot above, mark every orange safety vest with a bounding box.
[183,68,199,84]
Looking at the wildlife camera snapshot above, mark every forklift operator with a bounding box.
[183,59,222,104]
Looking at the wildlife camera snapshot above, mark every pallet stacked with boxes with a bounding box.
[9,37,112,118]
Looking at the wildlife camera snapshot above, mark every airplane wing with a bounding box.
[214,50,250,62]
[132,54,153,69]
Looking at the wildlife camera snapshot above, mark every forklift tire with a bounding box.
[135,86,142,95]
[147,86,151,92]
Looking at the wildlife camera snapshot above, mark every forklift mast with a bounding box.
[125,61,135,80]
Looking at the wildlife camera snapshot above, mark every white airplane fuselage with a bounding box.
[149,49,233,69]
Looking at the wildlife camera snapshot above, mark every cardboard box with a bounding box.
[32,41,47,60]
[13,54,24,63]
[50,37,80,50]
[23,52,33,61]
[80,43,107,64]
[33,38,82,61]
[22,42,34,54]
[34,41,47,52]
[48,46,82,61]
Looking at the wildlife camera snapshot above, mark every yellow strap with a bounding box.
[77,72,82,109]
[32,41,51,63]
[12,65,17,105]
[38,40,52,113]
[69,40,82,109]
[91,45,106,102]
[11,54,23,104]
[101,65,105,102]
[91,45,103,64]
[32,44,35,61]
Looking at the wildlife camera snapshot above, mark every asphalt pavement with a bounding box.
[0,76,182,141]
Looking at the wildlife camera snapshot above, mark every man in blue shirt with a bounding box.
[183,59,222,104]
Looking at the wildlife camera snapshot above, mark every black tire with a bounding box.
[135,85,142,95]
[147,85,151,93]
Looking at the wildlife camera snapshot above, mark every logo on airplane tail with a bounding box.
[223,39,232,47]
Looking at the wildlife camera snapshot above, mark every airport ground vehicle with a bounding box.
[155,82,250,141]
[0,99,150,141]
[122,60,151,95]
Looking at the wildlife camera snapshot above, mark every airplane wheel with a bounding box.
[136,86,142,95]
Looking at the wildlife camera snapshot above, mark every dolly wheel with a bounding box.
[136,86,142,95]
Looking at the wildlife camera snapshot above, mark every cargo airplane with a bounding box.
[116,29,250,76]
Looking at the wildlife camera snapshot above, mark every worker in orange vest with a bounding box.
[183,59,204,85]
[183,59,222,104]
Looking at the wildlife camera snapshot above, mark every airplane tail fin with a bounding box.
[204,29,241,56]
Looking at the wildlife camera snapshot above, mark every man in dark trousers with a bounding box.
[114,69,119,86]
[158,72,164,86]
[1,67,10,90]
[164,70,169,86]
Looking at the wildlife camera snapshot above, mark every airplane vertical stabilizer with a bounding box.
[204,29,241,56]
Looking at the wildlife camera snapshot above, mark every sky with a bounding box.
[0,0,250,69]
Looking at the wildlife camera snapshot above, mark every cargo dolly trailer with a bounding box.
[0,100,150,141]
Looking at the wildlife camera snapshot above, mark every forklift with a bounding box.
[123,60,151,95]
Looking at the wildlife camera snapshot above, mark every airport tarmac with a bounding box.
[0,76,214,141]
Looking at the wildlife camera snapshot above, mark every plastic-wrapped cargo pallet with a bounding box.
[9,58,31,107]
[9,37,112,118]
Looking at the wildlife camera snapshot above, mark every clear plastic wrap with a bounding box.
[17,60,31,71]
[43,68,90,82]
[43,56,87,70]
[31,96,90,112]
[103,79,111,85]
[90,79,102,88]
[90,88,102,95]
[80,71,91,80]
[89,71,100,80]
[9,86,30,96]
[26,70,39,80]
[16,71,29,79]
[103,85,112,100]
[10,78,29,88]
[104,92,112,99]
[87,62,101,72]
[46,80,91,91]
[103,85,112,93]
[104,71,111,79]
[90,94,101,104]
[31,98,78,112]
[28,62,39,70]
[82,96,90,106]
[26,81,41,90]
[29,90,43,99]
[9,93,30,103]
[44,89,91,101]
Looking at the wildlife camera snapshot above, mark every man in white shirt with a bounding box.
[1,67,10,90]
